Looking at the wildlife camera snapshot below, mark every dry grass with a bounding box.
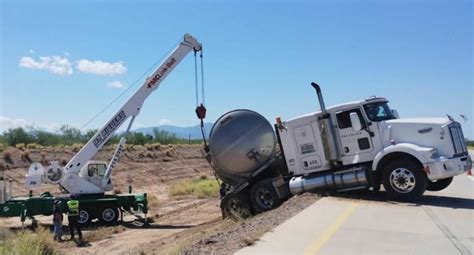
[0,226,57,255]
[20,150,31,162]
[147,194,160,208]
[145,143,162,151]
[0,144,4,152]
[165,148,177,158]
[2,150,12,161]
[40,152,47,163]
[60,157,68,166]
[71,143,83,153]
[26,143,40,149]
[15,144,24,151]
[169,178,219,199]
[145,151,156,159]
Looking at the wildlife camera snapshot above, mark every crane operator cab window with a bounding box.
[363,101,395,122]
[85,163,107,187]
[88,163,106,177]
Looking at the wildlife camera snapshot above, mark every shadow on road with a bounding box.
[318,190,474,210]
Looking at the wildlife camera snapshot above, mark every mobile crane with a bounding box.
[0,33,203,225]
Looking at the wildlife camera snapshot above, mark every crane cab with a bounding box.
[79,161,113,191]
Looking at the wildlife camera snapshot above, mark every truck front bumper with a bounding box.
[425,154,472,181]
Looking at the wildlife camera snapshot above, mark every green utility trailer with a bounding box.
[0,184,148,225]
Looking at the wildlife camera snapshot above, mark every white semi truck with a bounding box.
[208,83,472,218]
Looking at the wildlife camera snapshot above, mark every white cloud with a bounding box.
[76,59,127,75]
[0,116,64,133]
[107,81,127,89]
[64,51,71,57]
[159,119,172,125]
[0,116,31,131]
[29,49,35,54]
[19,56,73,75]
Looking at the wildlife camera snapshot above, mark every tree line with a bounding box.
[0,126,202,147]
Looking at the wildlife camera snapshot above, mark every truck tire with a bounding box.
[382,160,427,200]
[220,192,252,220]
[77,209,92,226]
[426,177,453,192]
[250,179,280,213]
[100,207,119,225]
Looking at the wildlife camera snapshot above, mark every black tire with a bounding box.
[250,179,280,213]
[220,192,252,220]
[77,209,92,226]
[426,177,453,191]
[99,206,119,225]
[382,160,427,200]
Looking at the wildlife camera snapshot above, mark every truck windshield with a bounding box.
[363,101,395,121]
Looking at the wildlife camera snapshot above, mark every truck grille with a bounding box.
[448,123,468,157]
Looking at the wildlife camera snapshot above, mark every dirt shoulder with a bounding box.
[139,193,321,255]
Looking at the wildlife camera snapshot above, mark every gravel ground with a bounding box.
[183,192,321,255]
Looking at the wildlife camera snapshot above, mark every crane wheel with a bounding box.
[77,209,92,226]
[100,207,119,225]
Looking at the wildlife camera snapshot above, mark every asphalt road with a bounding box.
[237,152,474,255]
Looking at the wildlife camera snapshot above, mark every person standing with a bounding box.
[52,200,63,242]
[66,194,83,243]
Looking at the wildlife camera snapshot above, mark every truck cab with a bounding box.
[278,85,471,199]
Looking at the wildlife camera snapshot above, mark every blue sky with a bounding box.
[1,0,472,138]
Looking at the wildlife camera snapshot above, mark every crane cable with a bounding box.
[194,49,208,150]
[194,49,220,187]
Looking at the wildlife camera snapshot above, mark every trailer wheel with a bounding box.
[250,180,280,213]
[100,207,119,225]
[220,192,251,220]
[382,160,427,200]
[426,177,453,191]
[77,209,91,226]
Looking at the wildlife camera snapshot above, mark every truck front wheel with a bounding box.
[250,180,280,213]
[382,160,427,200]
[426,177,453,191]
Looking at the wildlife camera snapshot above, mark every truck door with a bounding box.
[335,108,373,159]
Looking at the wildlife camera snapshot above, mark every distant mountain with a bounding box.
[133,123,214,139]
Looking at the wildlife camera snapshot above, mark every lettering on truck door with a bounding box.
[336,108,373,161]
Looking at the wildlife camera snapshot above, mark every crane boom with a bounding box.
[60,33,202,194]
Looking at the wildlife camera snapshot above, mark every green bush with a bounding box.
[0,126,203,147]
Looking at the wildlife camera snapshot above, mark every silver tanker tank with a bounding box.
[208,109,277,186]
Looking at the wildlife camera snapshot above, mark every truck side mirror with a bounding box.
[391,109,399,119]
[350,112,363,131]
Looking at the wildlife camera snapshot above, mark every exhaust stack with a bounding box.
[311,82,328,116]
[311,82,340,163]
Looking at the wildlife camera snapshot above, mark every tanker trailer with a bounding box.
[206,109,291,218]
